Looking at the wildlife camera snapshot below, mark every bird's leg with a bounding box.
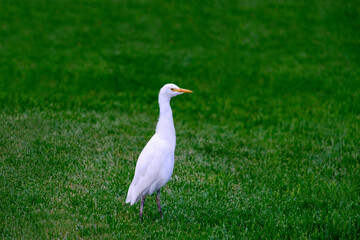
[156,190,163,219]
[139,195,146,222]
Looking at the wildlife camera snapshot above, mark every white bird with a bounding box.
[126,83,192,221]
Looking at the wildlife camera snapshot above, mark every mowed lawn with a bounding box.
[1,0,359,239]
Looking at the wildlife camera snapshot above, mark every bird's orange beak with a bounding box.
[172,88,193,93]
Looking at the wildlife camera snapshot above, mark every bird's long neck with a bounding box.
[156,94,176,142]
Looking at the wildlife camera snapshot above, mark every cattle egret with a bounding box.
[126,83,192,221]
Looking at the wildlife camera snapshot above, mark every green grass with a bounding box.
[1,0,360,238]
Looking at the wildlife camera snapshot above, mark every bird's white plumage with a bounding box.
[126,134,175,205]
[126,84,190,206]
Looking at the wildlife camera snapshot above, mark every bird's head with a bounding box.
[159,83,193,98]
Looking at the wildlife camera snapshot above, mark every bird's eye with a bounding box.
[170,88,174,91]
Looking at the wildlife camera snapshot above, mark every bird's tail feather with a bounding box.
[125,185,133,204]
[126,183,147,205]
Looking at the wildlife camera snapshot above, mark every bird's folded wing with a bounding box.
[129,135,168,202]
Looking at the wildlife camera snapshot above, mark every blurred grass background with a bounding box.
[0,0,359,239]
